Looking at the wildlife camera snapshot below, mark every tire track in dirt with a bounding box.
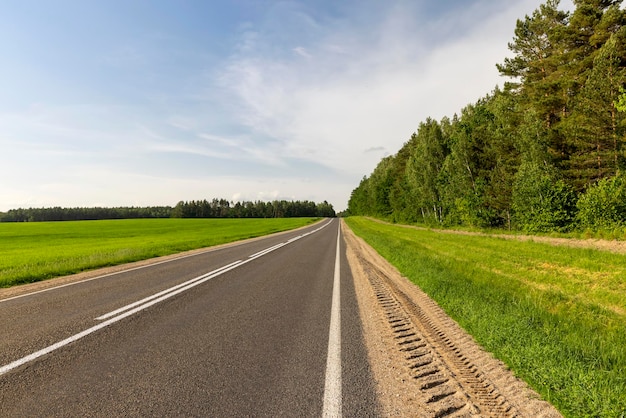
[342,221,562,417]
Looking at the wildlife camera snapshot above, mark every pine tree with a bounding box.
[557,1,625,184]
[566,27,626,187]
[497,0,570,164]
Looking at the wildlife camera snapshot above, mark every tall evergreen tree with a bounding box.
[566,27,626,187]
[497,0,570,165]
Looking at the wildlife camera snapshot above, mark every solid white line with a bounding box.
[95,260,243,320]
[248,242,287,259]
[323,223,342,418]
[0,259,248,377]
[0,219,335,377]
[98,222,338,321]
[0,257,186,304]
[0,243,239,304]
[0,219,332,304]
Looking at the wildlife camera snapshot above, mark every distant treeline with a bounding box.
[171,199,336,219]
[348,0,626,233]
[0,199,335,222]
[0,206,172,222]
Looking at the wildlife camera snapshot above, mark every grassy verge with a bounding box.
[345,216,626,418]
[0,218,318,287]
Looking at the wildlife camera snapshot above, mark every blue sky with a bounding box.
[0,0,573,212]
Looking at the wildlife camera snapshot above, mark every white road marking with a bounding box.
[0,255,202,304]
[0,219,332,304]
[95,260,243,320]
[323,223,342,417]
[0,259,242,377]
[248,242,288,259]
[0,219,334,377]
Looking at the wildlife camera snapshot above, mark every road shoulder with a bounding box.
[342,220,562,417]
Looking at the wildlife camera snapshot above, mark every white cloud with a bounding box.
[213,0,549,188]
[0,0,565,213]
[293,46,312,58]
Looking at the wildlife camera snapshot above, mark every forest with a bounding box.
[170,198,336,219]
[0,199,335,222]
[348,0,626,232]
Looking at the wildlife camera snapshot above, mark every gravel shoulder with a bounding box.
[342,220,563,417]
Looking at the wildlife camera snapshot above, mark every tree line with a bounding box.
[348,0,626,232]
[171,199,336,218]
[0,199,335,222]
[0,206,172,222]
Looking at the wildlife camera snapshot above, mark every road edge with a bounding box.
[0,219,326,301]
[341,219,563,417]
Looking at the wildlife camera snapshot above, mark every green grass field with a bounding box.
[345,217,626,418]
[0,218,318,288]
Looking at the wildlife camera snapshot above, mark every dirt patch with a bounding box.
[342,220,563,417]
[368,217,626,255]
[502,234,626,253]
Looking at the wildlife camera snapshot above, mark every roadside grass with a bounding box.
[0,218,318,288]
[345,216,626,418]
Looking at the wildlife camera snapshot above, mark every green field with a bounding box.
[345,217,626,418]
[0,218,318,288]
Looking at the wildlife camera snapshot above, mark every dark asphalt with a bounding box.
[0,219,380,417]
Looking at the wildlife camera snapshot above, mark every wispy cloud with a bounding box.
[0,1,559,212]
[293,46,312,59]
[211,0,544,181]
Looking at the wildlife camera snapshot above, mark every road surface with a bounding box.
[0,219,380,417]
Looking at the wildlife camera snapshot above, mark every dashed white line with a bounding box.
[0,219,332,304]
[0,219,334,377]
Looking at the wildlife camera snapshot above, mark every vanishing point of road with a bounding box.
[0,219,380,416]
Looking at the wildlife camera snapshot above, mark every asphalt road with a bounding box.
[0,219,380,417]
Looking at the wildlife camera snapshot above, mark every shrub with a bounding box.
[576,173,626,230]
[512,162,577,232]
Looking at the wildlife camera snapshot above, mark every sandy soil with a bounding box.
[342,220,563,417]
